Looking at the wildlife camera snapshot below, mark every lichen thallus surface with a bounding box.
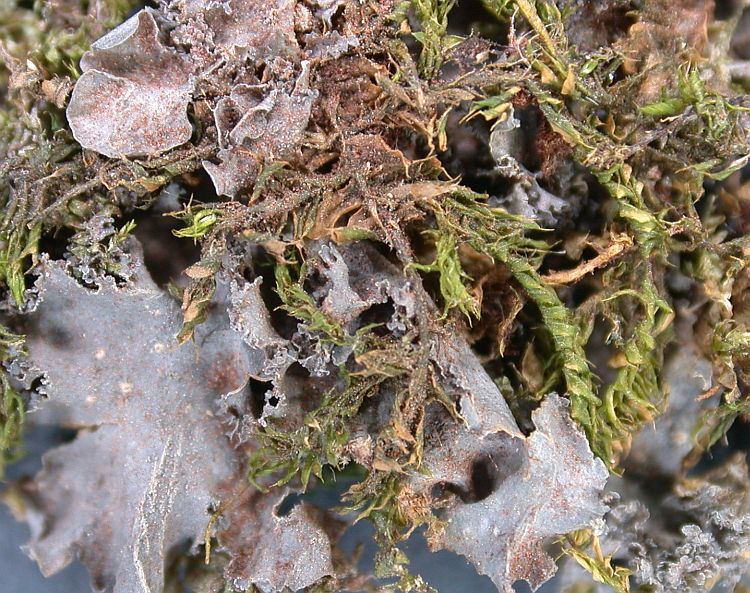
[0,0,749,592]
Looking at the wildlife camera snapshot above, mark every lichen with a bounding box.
[0,0,749,592]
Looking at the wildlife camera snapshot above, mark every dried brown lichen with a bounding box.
[68,10,195,157]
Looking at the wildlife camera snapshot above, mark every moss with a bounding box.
[562,530,632,593]
[274,260,353,347]
[459,0,750,469]
[0,326,25,478]
[0,222,41,306]
[409,230,480,321]
[394,0,461,78]
[2,0,750,591]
